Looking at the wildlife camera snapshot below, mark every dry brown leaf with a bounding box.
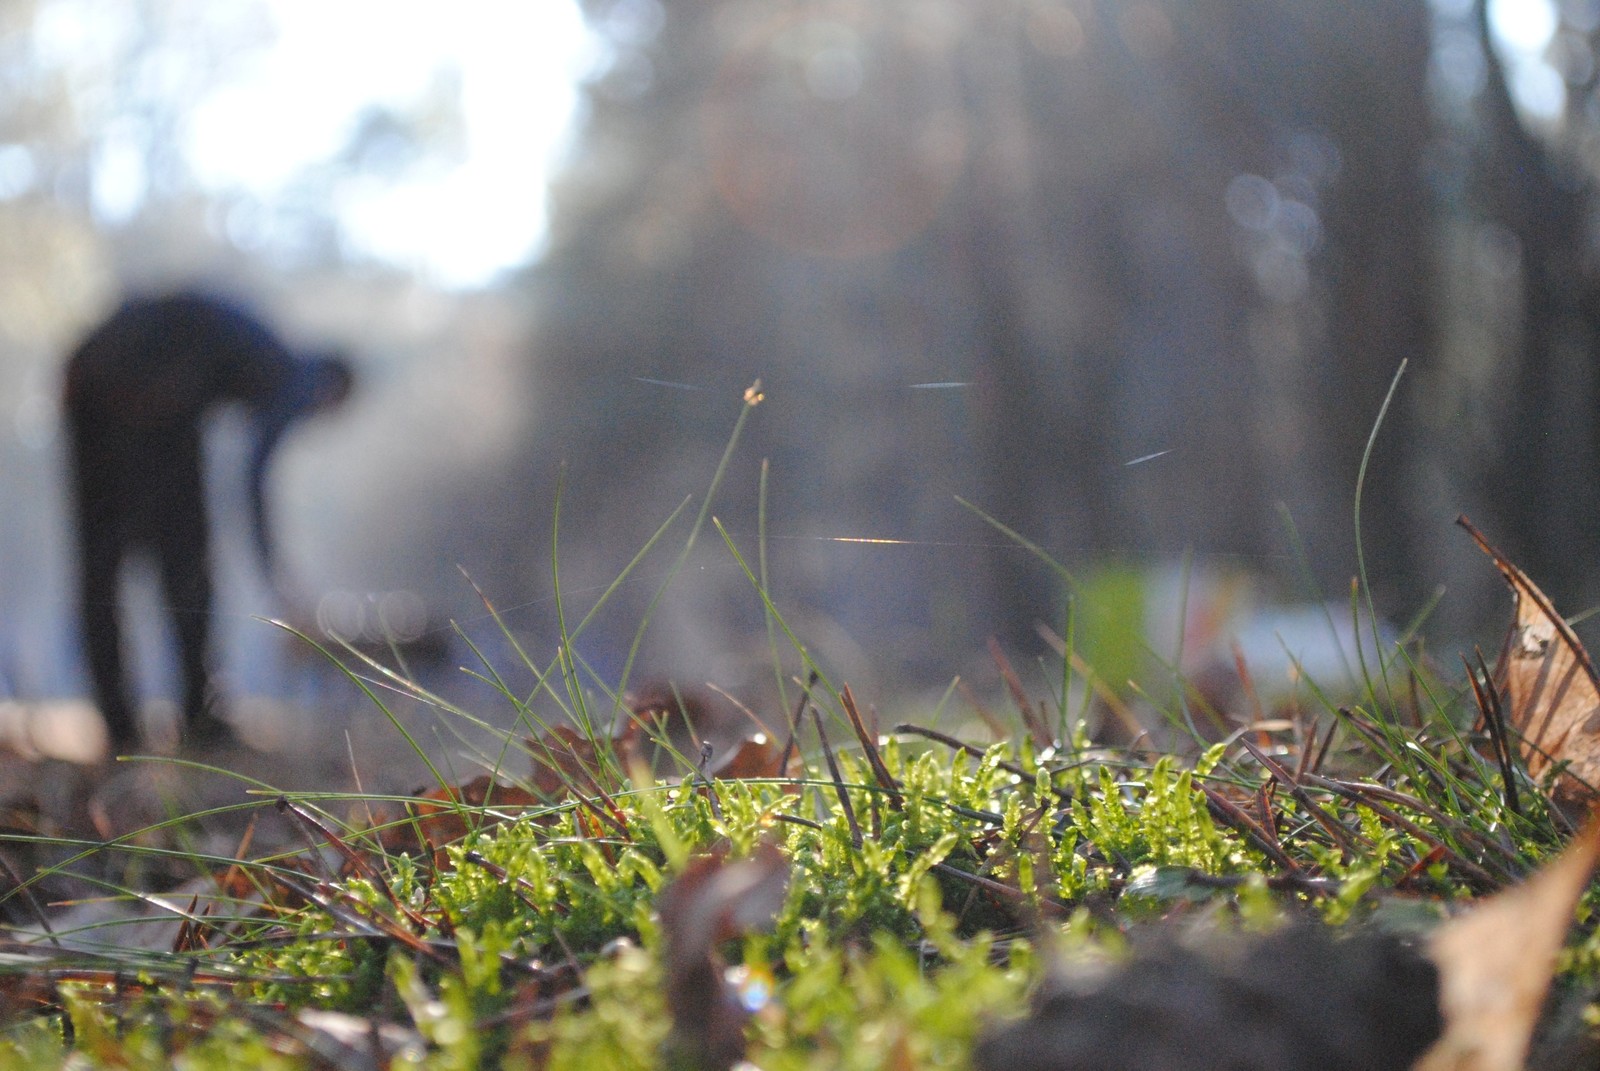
[373,690,792,864]
[375,774,541,861]
[1415,819,1600,1071]
[1460,516,1600,812]
[657,842,789,1071]
[0,969,59,1026]
[706,733,803,781]
[525,723,636,797]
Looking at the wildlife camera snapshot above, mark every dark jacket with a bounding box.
[63,291,339,574]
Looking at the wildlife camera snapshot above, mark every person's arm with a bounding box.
[246,404,295,579]
[246,356,351,582]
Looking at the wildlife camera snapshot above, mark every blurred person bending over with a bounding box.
[62,291,353,754]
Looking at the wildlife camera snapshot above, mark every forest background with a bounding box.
[0,0,1588,725]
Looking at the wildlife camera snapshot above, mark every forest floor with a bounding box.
[0,507,1593,1068]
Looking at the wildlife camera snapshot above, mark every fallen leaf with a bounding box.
[657,842,789,1071]
[1414,818,1600,1071]
[527,723,641,798]
[625,681,760,774]
[1460,516,1600,812]
[0,969,59,1027]
[375,775,541,863]
[705,733,803,781]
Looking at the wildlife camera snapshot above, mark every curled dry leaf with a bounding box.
[375,775,540,862]
[374,694,797,862]
[705,732,804,781]
[1415,818,1600,1071]
[1460,516,1600,813]
[657,842,789,1071]
[0,969,59,1028]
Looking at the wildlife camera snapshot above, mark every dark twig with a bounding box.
[896,722,986,759]
[1255,781,1287,863]
[1240,739,1367,858]
[1300,773,1503,889]
[895,723,1075,802]
[265,868,446,962]
[464,851,569,917]
[776,671,817,780]
[841,685,903,810]
[277,797,431,933]
[810,706,862,849]
[1465,648,1522,818]
[932,861,1069,912]
[1394,844,1448,890]
[0,847,58,947]
[989,638,1053,748]
[1308,719,1338,777]
[1198,784,1299,872]
[1315,776,1524,879]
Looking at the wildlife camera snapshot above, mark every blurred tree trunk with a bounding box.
[1473,0,1600,608]
[1299,0,1436,615]
[961,0,1436,629]
[1181,0,1435,612]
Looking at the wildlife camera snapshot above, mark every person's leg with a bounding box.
[162,545,215,724]
[152,438,231,745]
[67,426,139,752]
[80,528,137,752]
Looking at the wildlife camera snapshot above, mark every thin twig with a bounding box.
[1466,648,1521,818]
[989,638,1053,748]
[810,706,862,849]
[841,685,903,810]
[895,723,1075,801]
[1300,774,1503,889]
[777,671,817,779]
[1240,739,1367,857]
[931,861,1069,912]
[1198,784,1299,872]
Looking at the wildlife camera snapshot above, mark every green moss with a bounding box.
[1,676,1587,1068]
